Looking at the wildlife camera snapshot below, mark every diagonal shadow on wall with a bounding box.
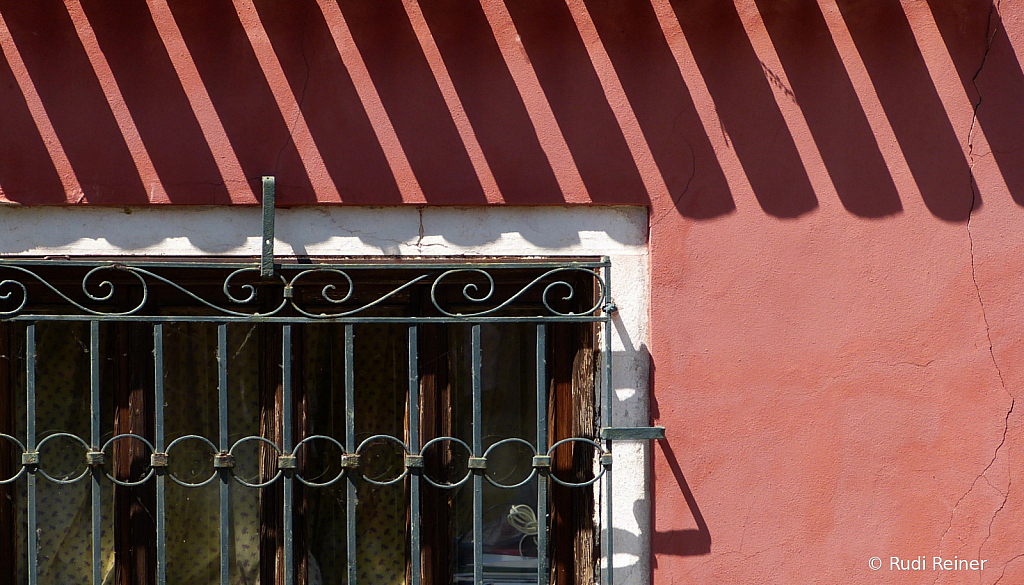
[652,439,711,559]
[251,0,406,205]
[0,39,67,204]
[164,0,317,203]
[503,0,651,206]
[0,1,149,204]
[77,0,230,204]
[668,0,818,219]
[835,0,974,222]
[926,0,1024,210]
[1,0,1017,221]
[755,0,902,218]
[584,0,735,219]
[337,0,488,204]
[414,0,567,204]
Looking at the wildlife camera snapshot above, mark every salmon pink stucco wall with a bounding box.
[1,0,1024,583]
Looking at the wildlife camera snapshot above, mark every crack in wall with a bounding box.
[937,2,1017,579]
[310,207,409,248]
[980,476,1010,562]
[306,207,451,254]
[274,3,313,175]
[409,206,447,251]
[649,130,695,228]
[993,551,1024,584]
[416,206,425,248]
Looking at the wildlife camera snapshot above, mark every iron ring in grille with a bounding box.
[291,435,347,487]
[419,436,473,489]
[356,434,410,486]
[2,432,609,488]
[482,437,538,489]
[100,433,157,487]
[227,436,282,488]
[546,437,607,488]
[164,434,220,487]
[34,432,92,484]
[0,433,27,484]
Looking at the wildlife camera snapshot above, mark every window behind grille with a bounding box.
[0,259,609,585]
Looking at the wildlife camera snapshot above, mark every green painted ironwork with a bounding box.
[0,256,659,585]
[261,176,276,279]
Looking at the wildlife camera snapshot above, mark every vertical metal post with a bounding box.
[90,322,101,585]
[26,323,36,585]
[261,176,276,279]
[536,324,549,585]
[344,324,357,585]
[408,325,421,585]
[602,259,613,585]
[282,325,294,585]
[154,324,166,585]
[218,324,230,585]
[471,325,483,585]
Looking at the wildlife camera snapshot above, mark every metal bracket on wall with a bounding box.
[261,175,276,279]
[600,426,666,441]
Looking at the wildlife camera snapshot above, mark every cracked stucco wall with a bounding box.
[650,1,1024,583]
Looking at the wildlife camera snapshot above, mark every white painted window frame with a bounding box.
[0,204,652,585]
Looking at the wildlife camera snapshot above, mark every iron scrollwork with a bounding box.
[0,262,609,319]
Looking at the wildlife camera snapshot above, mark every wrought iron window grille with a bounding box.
[0,184,663,585]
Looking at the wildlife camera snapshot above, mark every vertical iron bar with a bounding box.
[261,176,276,279]
[471,325,483,585]
[218,324,229,585]
[90,322,101,585]
[536,324,548,585]
[408,326,421,585]
[344,324,357,585]
[282,325,294,585]
[154,324,166,585]
[602,259,613,585]
[601,261,612,434]
[26,323,36,585]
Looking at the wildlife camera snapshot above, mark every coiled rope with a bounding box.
[507,504,539,557]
